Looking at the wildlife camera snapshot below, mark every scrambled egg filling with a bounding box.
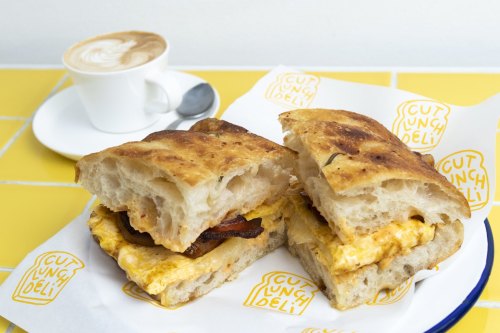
[88,198,287,295]
[287,195,435,275]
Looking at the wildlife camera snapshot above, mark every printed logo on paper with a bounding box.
[265,73,320,108]
[392,99,450,152]
[122,281,182,310]
[367,276,414,306]
[12,251,84,305]
[244,271,319,315]
[437,150,489,211]
[301,328,356,333]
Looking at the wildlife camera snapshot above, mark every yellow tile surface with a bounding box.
[0,185,91,267]
[309,71,392,87]
[12,325,26,333]
[397,73,500,106]
[0,317,10,333]
[0,69,65,117]
[0,272,9,285]
[57,75,73,91]
[0,120,24,149]
[450,307,500,333]
[481,206,500,301]
[187,70,391,118]
[496,133,500,202]
[0,125,76,182]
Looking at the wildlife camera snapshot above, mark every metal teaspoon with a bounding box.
[166,83,216,130]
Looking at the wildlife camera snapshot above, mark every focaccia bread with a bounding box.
[286,193,464,310]
[76,119,295,252]
[89,198,288,306]
[279,109,470,243]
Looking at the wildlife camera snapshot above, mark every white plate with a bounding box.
[397,218,493,332]
[32,70,220,160]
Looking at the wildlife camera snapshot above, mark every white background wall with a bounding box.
[1,0,499,67]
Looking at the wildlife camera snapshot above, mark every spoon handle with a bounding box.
[166,118,185,130]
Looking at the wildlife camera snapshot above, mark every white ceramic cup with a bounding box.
[63,31,181,133]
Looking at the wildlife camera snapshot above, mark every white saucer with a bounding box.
[32,71,220,160]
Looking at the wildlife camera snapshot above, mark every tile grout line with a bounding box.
[475,300,500,308]
[27,73,69,120]
[0,180,80,187]
[492,201,500,206]
[0,120,32,158]
[0,73,68,158]
[5,322,15,333]
[0,116,28,121]
[0,267,13,272]
[4,64,500,72]
[83,195,97,213]
[390,71,398,88]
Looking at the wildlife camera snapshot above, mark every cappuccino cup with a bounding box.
[63,31,181,133]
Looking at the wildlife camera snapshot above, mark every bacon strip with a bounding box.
[182,239,224,259]
[183,216,263,258]
[200,215,264,240]
[117,212,156,247]
[117,212,264,259]
[299,192,328,224]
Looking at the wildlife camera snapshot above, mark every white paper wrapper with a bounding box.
[0,66,497,333]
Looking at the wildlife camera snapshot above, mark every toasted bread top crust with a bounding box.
[279,109,470,219]
[77,119,294,188]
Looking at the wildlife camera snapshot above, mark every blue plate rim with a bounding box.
[425,218,495,333]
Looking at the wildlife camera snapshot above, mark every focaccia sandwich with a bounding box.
[76,118,295,306]
[279,109,470,309]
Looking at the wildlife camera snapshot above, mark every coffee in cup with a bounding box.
[63,31,181,133]
[64,31,166,73]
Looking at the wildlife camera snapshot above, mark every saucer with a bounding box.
[32,71,220,160]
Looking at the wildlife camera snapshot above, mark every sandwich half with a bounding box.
[77,118,295,306]
[279,109,470,309]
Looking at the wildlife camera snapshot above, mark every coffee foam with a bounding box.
[64,31,166,72]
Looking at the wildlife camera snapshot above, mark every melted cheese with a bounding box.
[88,198,287,296]
[287,195,435,275]
[243,197,287,220]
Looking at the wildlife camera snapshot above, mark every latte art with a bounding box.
[64,31,166,72]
